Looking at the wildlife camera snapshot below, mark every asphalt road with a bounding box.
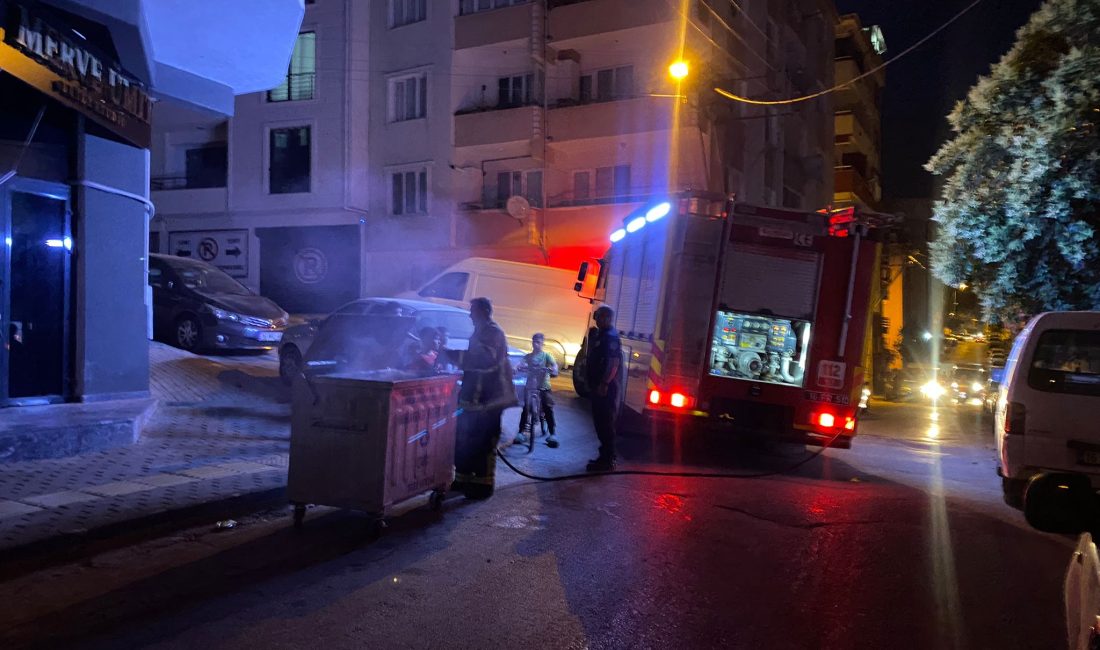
[0,391,1073,650]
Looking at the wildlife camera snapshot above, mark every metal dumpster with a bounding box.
[288,369,459,528]
[287,312,460,530]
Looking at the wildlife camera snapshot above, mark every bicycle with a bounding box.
[519,366,550,453]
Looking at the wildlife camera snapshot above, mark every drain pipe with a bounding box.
[836,225,862,358]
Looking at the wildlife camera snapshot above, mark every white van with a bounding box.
[400,258,589,366]
[996,311,1100,512]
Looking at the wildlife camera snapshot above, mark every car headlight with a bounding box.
[920,380,946,399]
[971,381,984,393]
[209,306,240,322]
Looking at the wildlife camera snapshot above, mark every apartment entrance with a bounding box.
[0,178,71,405]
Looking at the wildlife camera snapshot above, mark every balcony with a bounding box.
[548,96,682,142]
[455,1,534,50]
[151,174,228,214]
[549,0,673,43]
[455,105,542,149]
[834,165,880,207]
[834,110,876,156]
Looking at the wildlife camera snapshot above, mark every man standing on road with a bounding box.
[586,305,622,472]
[454,297,517,499]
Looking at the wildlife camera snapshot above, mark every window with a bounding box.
[148,265,164,289]
[494,170,542,207]
[460,0,527,15]
[390,73,428,122]
[269,126,311,194]
[268,32,316,102]
[497,73,534,108]
[184,144,227,189]
[391,166,429,215]
[580,65,633,103]
[418,272,469,301]
[1028,330,1100,396]
[391,0,426,27]
[574,165,630,201]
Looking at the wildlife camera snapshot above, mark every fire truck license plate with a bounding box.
[805,391,850,406]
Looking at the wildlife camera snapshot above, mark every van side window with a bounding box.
[419,272,469,301]
[1028,329,1100,396]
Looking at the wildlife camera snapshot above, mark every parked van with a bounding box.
[996,311,1100,527]
[400,258,589,366]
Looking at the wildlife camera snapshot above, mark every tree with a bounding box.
[926,0,1100,324]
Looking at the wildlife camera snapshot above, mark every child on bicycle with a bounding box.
[514,333,560,448]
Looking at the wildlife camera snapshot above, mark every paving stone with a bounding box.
[130,473,200,488]
[79,481,159,498]
[0,500,44,518]
[22,490,101,508]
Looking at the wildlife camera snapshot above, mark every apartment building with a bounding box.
[151,0,839,311]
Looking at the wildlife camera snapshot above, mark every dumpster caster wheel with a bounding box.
[429,490,445,512]
[292,503,306,529]
[365,517,386,541]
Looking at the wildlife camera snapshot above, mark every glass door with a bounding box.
[1,178,71,405]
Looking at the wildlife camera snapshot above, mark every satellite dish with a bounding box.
[506,195,531,221]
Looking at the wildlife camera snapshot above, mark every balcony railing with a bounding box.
[151,175,227,191]
[268,72,316,102]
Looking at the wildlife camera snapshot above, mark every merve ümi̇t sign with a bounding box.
[0,1,151,148]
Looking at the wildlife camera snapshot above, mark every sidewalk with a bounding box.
[0,343,291,553]
[0,343,592,554]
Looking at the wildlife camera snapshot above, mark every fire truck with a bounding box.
[573,192,881,448]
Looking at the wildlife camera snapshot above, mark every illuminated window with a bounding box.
[268,32,315,102]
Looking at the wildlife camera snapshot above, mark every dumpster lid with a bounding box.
[304,314,417,375]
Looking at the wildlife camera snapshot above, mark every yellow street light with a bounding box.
[669,60,689,80]
[958,282,969,290]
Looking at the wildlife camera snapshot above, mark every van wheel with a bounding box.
[1023,473,1094,532]
[1001,477,1026,509]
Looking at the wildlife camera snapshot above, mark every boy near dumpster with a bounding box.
[514,333,560,448]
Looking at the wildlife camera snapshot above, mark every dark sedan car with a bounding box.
[149,254,288,352]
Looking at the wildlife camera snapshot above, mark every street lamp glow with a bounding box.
[669,60,689,80]
[958,282,969,290]
[626,216,646,233]
[922,331,933,341]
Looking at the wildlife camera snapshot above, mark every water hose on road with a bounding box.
[494,431,843,483]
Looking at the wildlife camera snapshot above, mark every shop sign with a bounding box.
[0,2,151,148]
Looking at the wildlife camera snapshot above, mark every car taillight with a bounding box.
[649,390,661,405]
[1006,401,1026,435]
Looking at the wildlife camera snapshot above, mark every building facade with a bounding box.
[152,0,839,311]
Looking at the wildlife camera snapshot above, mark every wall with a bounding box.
[74,129,150,400]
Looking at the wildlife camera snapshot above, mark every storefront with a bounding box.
[0,0,303,418]
[0,1,152,407]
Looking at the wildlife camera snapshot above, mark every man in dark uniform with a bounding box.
[586,305,622,472]
[453,297,517,499]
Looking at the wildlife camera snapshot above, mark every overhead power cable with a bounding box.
[713,0,983,106]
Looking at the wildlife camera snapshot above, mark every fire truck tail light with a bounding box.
[816,412,835,428]
[670,392,687,408]
[844,417,856,431]
[649,390,661,405]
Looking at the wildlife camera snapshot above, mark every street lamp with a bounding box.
[669,60,689,80]
[922,331,934,342]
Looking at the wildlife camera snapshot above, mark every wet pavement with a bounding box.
[0,378,1074,649]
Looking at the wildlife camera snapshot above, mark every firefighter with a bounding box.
[586,305,622,472]
[453,297,517,499]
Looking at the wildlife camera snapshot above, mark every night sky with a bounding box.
[834,0,1046,198]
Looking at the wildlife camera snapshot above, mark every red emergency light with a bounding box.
[649,390,692,409]
[827,207,857,237]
